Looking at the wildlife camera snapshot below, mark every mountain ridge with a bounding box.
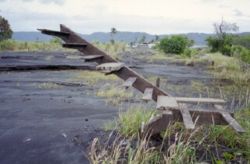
[12,31,250,46]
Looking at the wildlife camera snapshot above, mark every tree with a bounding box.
[232,34,250,49]
[213,20,238,39]
[110,27,117,44]
[0,16,12,41]
[207,19,239,55]
[158,35,193,54]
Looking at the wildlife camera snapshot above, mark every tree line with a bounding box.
[157,19,250,63]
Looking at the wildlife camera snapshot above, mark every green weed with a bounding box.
[117,106,155,137]
[72,70,118,86]
[96,86,133,106]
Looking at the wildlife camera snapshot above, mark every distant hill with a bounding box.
[12,32,53,42]
[185,33,212,46]
[12,31,250,46]
[81,32,157,43]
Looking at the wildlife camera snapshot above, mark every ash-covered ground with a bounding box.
[0,50,213,164]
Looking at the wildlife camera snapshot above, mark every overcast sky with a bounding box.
[0,0,250,34]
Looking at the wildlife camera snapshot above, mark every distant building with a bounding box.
[131,42,156,49]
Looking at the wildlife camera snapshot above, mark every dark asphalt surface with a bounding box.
[0,52,118,164]
[0,51,94,67]
[0,51,213,164]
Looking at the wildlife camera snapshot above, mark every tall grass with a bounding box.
[72,70,118,86]
[117,106,155,137]
[89,123,200,164]
[0,39,65,51]
[93,41,127,59]
[89,129,198,164]
[90,135,162,164]
[89,105,250,163]
[198,53,250,84]
[184,53,250,110]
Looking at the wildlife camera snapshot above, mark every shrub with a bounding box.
[158,35,193,54]
[233,35,250,49]
[207,34,250,63]
[182,48,192,57]
[182,48,199,58]
[206,36,221,52]
[206,35,233,56]
[231,45,250,64]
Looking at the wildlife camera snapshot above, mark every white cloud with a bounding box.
[18,0,66,5]
[0,0,250,34]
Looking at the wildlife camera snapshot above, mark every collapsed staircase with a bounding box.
[38,25,245,135]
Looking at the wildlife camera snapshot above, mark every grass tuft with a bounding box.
[96,86,133,106]
[72,71,118,86]
[36,82,62,89]
[117,106,155,137]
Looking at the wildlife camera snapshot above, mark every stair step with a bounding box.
[220,112,245,133]
[156,96,179,110]
[37,29,70,37]
[62,43,87,48]
[123,77,137,88]
[180,109,195,129]
[175,97,225,104]
[82,55,103,62]
[142,88,153,101]
[214,104,224,110]
[96,62,124,73]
